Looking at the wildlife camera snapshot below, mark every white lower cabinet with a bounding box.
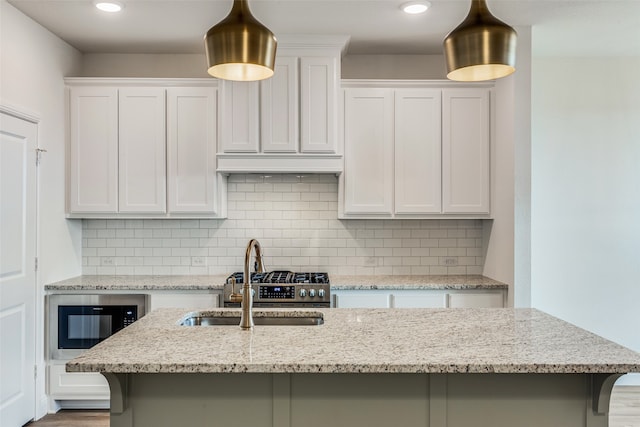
[333,292,391,308]
[148,291,220,311]
[333,289,505,308]
[448,292,505,308]
[48,363,110,402]
[392,292,447,308]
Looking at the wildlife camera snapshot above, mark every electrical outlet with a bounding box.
[101,257,115,266]
[364,257,377,267]
[191,256,207,267]
[443,257,458,266]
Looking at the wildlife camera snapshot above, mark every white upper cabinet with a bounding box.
[340,80,492,219]
[220,81,260,153]
[220,55,339,155]
[442,89,490,214]
[343,88,394,215]
[166,87,219,214]
[216,37,348,174]
[66,78,226,218]
[300,56,338,153]
[394,89,442,214]
[260,56,298,153]
[118,88,166,213]
[68,87,118,213]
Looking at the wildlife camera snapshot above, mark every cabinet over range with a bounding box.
[223,271,330,308]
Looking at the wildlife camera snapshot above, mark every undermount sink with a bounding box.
[180,312,324,326]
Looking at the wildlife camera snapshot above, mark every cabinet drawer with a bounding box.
[333,293,391,308]
[448,292,504,308]
[148,292,220,310]
[48,364,109,399]
[392,293,447,308]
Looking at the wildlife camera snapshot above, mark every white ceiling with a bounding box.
[7,0,640,57]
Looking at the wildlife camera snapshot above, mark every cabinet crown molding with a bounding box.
[275,35,350,55]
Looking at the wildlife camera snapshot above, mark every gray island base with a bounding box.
[67,308,640,427]
[104,371,620,427]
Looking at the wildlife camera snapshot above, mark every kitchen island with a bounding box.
[67,308,640,427]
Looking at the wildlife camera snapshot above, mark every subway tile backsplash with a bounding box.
[82,174,485,276]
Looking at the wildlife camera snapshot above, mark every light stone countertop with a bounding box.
[330,275,507,290]
[44,275,229,291]
[45,274,507,291]
[66,307,640,375]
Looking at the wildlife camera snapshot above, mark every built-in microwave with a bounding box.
[48,294,146,360]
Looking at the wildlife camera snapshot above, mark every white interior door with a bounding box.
[0,111,37,426]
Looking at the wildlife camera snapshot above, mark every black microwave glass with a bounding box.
[58,305,138,349]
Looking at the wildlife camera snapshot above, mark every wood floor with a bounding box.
[24,387,640,427]
[24,410,109,427]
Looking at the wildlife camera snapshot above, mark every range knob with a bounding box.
[299,289,307,298]
[309,289,316,298]
[318,289,325,298]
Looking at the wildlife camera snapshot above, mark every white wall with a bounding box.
[531,57,640,381]
[82,53,209,78]
[80,52,449,80]
[482,26,532,308]
[342,55,447,79]
[1,0,83,417]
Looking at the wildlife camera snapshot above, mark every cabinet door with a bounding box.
[220,81,260,152]
[343,88,393,215]
[149,292,220,310]
[448,292,504,308]
[394,89,442,214]
[392,292,446,308]
[167,87,219,214]
[333,292,391,308]
[48,364,109,399]
[442,89,490,214]
[261,56,298,153]
[300,56,338,153]
[118,88,166,213]
[68,87,118,213]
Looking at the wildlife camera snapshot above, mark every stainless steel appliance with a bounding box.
[223,271,330,308]
[48,294,146,360]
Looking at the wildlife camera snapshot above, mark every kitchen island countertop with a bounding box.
[66,307,640,375]
[45,274,507,291]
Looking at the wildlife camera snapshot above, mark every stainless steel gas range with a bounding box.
[222,271,331,308]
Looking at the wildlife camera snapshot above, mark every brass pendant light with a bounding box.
[204,0,277,81]
[443,0,517,81]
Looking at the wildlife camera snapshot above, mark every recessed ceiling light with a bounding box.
[94,1,123,13]
[401,1,430,14]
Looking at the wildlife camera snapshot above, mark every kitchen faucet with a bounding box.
[238,239,264,329]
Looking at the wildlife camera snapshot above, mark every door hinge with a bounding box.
[34,365,37,380]
[35,148,47,166]
[35,257,38,271]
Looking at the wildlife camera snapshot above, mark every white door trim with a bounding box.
[1,102,43,422]
[0,103,41,124]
